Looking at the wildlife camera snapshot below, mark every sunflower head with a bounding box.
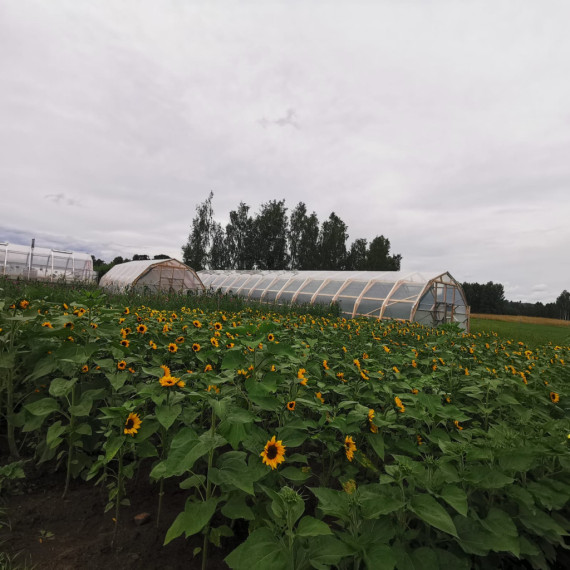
[214,322,223,330]
[124,412,141,436]
[81,365,89,373]
[192,343,201,352]
[117,360,127,371]
[137,324,148,334]
[344,436,356,461]
[550,391,560,403]
[287,401,296,411]
[176,336,184,343]
[168,343,178,353]
[120,339,130,347]
[260,436,286,470]
[267,333,275,342]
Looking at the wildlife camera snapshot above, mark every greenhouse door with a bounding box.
[431,283,456,325]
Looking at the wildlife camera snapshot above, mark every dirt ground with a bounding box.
[1,464,234,569]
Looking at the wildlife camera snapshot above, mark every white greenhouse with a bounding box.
[99,259,205,294]
[198,270,470,330]
[0,242,96,282]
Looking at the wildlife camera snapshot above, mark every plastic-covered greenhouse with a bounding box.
[198,270,470,330]
[99,259,205,294]
[0,242,96,282]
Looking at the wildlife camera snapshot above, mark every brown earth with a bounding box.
[1,463,237,569]
[471,314,570,327]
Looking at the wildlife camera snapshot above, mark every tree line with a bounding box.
[462,281,570,321]
[181,193,401,272]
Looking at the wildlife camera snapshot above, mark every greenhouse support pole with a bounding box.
[28,238,35,279]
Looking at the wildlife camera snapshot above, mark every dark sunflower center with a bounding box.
[125,419,134,429]
[266,445,278,460]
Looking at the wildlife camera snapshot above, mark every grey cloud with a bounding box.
[258,109,299,129]
[44,193,81,207]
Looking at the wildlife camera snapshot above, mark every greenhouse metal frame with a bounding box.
[99,258,205,294]
[0,242,96,282]
[198,270,470,330]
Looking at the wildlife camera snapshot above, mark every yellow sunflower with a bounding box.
[124,412,141,436]
[193,320,202,328]
[550,392,560,403]
[287,401,296,411]
[394,396,405,413]
[344,436,356,462]
[120,339,130,348]
[137,324,148,334]
[214,322,223,330]
[192,343,201,352]
[117,360,127,371]
[260,436,286,470]
[168,343,178,353]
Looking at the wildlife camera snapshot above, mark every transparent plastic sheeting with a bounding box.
[0,242,96,282]
[99,259,205,294]
[198,270,470,331]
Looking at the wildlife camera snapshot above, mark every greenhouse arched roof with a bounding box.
[0,242,95,282]
[100,259,205,294]
[198,270,470,330]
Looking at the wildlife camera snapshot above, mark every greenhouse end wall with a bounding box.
[99,259,205,294]
[198,270,470,331]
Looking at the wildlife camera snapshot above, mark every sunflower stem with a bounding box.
[4,318,19,458]
[156,425,167,528]
[201,408,216,570]
[112,448,124,548]
[62,383,77,498]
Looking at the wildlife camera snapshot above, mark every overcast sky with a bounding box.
[1,0,569,303]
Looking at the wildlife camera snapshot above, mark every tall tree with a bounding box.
[289,203,321,270]
[366,236,401,270]
[289,202,307,270]
[209,222,229,269]
[182,192,215,270]
[556,290,570,320]
[318,212,348,270]
[252,200,289,270]
[225,202,255,269]
[462,281,505,314]
[346,238,368,270]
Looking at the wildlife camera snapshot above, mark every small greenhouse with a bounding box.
[198,270,470,330]
[0,242,96,282]
[99,259,205,294]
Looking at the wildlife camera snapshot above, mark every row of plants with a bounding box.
[1,285,569,569]
[0,277,342,319]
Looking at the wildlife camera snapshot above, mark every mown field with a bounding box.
[1,283,569,569]
[471,314,570,348]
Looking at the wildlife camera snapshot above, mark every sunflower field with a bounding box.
[1,286,569,570]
